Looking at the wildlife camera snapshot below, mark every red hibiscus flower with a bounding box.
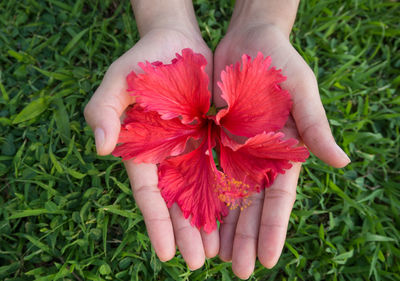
[112,48,309,233]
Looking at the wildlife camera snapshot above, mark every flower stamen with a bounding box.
[206,122,252,210]
[215,173,252,210]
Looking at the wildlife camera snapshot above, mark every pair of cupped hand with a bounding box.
[84,25,350,279]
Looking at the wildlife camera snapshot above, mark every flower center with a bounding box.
[206,122,252,210]
[206,104,217,116]
[215,173,252,210]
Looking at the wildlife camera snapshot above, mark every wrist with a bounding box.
[131,0,201,38]
[228,0,299,38]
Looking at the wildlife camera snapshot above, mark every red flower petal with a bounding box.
[216,53,292,137]
[112,105,205,163]
[158,138,228,233]
[127,48,210,124]
[220,131,309,190]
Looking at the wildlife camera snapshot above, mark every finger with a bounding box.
[231,191,264,280]
[257,163,301,268]
[125,161,176,261]
[200,228,220,258]
[283,53,350,168]
[219,208,240,262]
[170,204,205,270]
[84,65,135,155]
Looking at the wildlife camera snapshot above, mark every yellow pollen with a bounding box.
[215,172,253,210]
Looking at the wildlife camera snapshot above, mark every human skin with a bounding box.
[84,0,350,279]
[213,0,350,279]
[84,0,216,270]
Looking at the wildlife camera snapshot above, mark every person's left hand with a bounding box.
[213,23,350,279]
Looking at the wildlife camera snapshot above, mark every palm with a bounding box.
[85,29,218,269]
[212,25,316,278]
[214,24,314,126]
[120,29,212,81]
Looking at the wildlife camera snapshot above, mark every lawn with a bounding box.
[1,0,399,280]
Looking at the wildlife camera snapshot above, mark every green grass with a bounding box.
[0,0,399,280]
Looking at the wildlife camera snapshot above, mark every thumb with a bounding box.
[84,67,134,155]
[289,69,350,168]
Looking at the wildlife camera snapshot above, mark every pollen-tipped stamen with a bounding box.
[215,173,253,210]
[206,122,252,210]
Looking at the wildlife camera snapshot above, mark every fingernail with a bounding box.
[335,144,351,164]
[94,127,105,153]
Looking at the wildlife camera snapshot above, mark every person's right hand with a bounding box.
[84,3,218,268]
